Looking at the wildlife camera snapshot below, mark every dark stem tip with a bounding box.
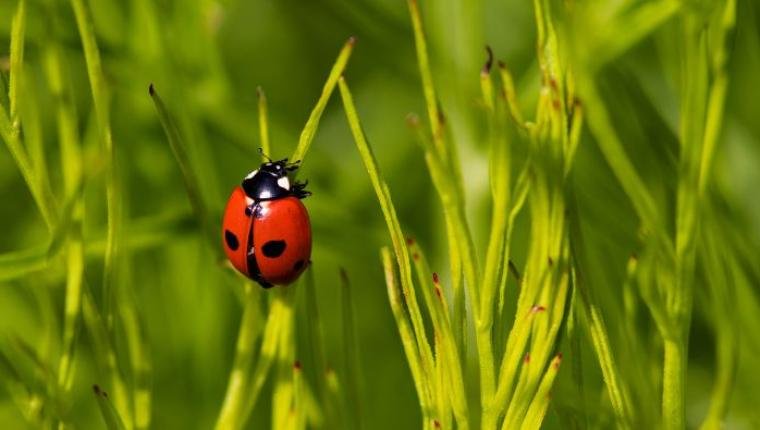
[482,45,494,74]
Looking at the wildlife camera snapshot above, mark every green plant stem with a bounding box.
[81,287,132,428]
[44,4,85,400]
[408,241,469,428]
[662,339,686,430]
[257,87,271,159]
[339,78,436,406]
[290,37,355,164]
[520,354,562,430]
[93,385,127,430]
[1,0,56,229]
[407,1,479,362]
[340,270,363,430]
[303,267,334,426]
[381,248,434,425]
[567,187,633,428]
[577,76,664,243]
[272,289,297,430]
[149,85,214,248]
[215,286,275,430]
[70,0,121,325]
[115,281,152,430]
[8,0,25,127]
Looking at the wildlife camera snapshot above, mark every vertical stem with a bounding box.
[662,339,685,430]
[215,286,261,429]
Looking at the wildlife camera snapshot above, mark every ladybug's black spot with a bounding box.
[225,230,239,251]
[293,260,305,272]
[262,240,287,258]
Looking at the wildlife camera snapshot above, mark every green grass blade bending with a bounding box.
[149,84,214,249]
[381,247,434,425]
[338,77,436,406]
[290,37,355,164]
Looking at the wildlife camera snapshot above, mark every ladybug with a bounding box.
[222,157,311,288]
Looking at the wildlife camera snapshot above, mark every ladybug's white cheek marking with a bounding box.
[245,170,258,180]
[277,176,290,190]
[246,197,255,206]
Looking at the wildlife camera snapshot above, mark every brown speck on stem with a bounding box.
[551,99,561,111]
[433,420,441,428]
[93,384,101,395]
[548,256,554,266]
[436,102,446,125]
[549,77,558,91]
[348,36,357,46]
[531,305,546,314]
[294,360,302,370]
[413,253,419,261]
[432,272,439,284]
[148,83,155,96]
[482,45,494,74]
[554,353,563,369]
[406,113,421,128]
[406,237,415,246]
[339,267,349,284]
[508,259,521,281]
[524,353,531,364]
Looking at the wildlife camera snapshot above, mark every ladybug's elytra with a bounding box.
[222,158,311,288]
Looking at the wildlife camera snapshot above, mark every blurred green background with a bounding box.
[2,0,760,428]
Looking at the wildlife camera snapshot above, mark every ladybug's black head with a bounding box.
[258,160,288,177]
[241,158,309,201]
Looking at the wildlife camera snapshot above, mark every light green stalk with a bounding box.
[258,87,271,158]
[1,0,56,229]
[381,248,434,424]
[339,78,436,414]
[290,37,355,164]
[340,270,363,430]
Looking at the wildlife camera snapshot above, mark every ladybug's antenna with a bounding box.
[258,147,273,162]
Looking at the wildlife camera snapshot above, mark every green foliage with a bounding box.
[1,0,759,429]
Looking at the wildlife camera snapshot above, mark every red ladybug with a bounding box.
[222,158,311,288]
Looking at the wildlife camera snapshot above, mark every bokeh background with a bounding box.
[1,0,760,428]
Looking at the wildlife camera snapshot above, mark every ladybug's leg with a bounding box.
[291,180,311,199]
[285,160,301,172]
